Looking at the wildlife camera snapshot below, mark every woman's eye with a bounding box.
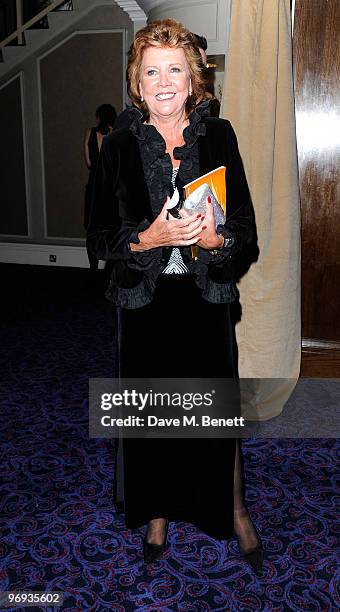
[171,67,181,73]
[147,69,157,76]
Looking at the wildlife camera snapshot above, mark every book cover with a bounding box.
[183,166,226,260]
[184,166,226,214]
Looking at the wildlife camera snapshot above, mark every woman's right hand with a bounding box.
[130,198,204,251]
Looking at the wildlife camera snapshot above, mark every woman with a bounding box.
[83,103,117,270]
[87,19,262,573]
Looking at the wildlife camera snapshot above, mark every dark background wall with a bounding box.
[40,31,124,238]
[0,75,28,236]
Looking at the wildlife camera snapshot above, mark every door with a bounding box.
[293,0,340,376]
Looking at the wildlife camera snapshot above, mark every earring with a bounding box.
[140,95,144,102]
[189,80,192,96]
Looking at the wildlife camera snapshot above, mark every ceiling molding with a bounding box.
[136,0,223,13]
[115,0,147,21]
[135,0,169,11]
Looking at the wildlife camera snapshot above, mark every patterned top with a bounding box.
[162,167,189,275]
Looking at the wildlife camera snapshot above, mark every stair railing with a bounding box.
[0,0,67,49]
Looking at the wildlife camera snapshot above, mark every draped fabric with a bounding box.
[221,0,301,419]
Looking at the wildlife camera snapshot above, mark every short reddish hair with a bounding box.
[127,18,210,118]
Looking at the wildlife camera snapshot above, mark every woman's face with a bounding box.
[139,46,191,121]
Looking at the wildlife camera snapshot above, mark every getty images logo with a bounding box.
[100,389,215,411]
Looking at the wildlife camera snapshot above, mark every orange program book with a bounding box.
[184,166,226,259]
[184,165,227,214]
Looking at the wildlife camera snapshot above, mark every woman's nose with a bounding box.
[158,70,172,87]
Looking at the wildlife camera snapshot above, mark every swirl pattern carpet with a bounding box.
[0,265,338,611]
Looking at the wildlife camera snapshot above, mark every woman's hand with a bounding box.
[130,198,204,251]
[182,196,224,250]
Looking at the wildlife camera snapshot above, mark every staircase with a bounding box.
[0,0,145,79]
[0,1,73,62]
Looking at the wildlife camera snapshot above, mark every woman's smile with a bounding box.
[155,92,176,100]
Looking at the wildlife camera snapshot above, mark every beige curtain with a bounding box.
[221,0,301,419]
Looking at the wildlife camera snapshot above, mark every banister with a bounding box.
[0,0,68,49]
[16,0,23,45]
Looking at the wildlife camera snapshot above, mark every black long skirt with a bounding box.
[116,274,238,540]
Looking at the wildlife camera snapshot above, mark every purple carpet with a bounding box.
[0,264,338,611]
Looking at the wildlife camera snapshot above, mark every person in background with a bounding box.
[193,33,208,66]
[193,32,221,117]
[83,104,117,270]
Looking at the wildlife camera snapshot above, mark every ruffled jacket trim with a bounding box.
[87,101,257,309]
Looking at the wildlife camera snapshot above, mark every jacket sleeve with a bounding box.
[197,121,257,271]
[86,136,161,271]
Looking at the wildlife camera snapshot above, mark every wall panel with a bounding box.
[39,31,124,239]
[0,74,28,236]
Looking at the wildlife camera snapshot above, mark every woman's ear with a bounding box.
[138,82,144,102]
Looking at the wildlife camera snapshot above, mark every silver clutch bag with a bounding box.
[182,183,226,228]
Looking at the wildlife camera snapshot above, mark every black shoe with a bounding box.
[143,520,169,564]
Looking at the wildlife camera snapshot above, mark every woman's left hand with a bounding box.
[182,196,224,250]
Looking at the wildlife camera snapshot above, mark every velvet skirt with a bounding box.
[116,274,238,540]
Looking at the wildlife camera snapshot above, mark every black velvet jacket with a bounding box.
[87,102,256,309]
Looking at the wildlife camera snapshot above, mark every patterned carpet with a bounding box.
[0,264,338,611]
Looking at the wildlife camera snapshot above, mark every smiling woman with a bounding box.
[127,18,208,122]
[87,18,262,573]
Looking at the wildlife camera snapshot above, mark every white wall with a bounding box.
[137,0,232,55]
